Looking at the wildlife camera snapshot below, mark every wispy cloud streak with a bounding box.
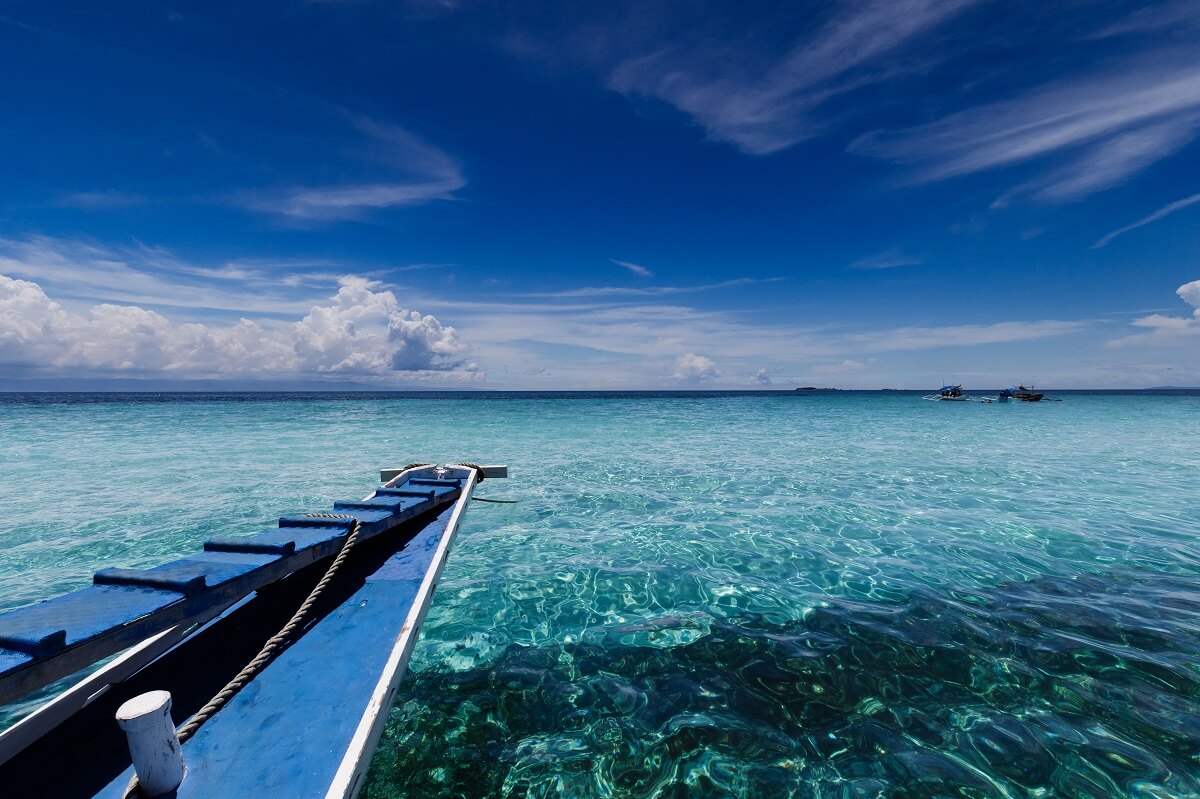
[0,236,341,315]
[848,249,923,270]
[851,56,1200,200]
[524,277,777,298]
[611,258,653,277]
[849,320,1087,351]
[235,115,464,223]
[610,0,979,154]
[1085,0,1200,39]
[1092,191,1200,247]
[53,190,145,209]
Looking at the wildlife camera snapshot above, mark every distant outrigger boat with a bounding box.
[0,462,506,798]
[998,385,1062,402]
[1011,385,1044,401]
[923,384,972,401]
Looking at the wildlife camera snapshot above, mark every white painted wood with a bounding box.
[380,464,507,483]
[326,466,480,799]
[115,690,185,796]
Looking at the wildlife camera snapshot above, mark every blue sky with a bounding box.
[1,0,1198,389]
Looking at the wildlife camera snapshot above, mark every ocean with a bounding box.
[1,391,1198,797]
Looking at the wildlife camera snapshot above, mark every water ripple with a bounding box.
[1,392,1198,796]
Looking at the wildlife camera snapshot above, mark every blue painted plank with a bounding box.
[407,478,462,488]
[0,586,180,652]
[101,504,460,799]
[278,509,393,536]
[93,554,276,595]
[0,650,28,673]
[374,488,435,499]
[376,485,456,499]
[0,629,66,658]
[205,526,346,557]
[332,496,425,512]
[203,538,296,556]
[0,475,460,705]
[93,569,206,596]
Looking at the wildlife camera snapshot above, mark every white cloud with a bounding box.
[1179,279,1200,313]
[1092,191,1200,248]
[1107,280,1200,347]
[525,277,774,298]
[609,0,978,155]
[672,352,719,380]
[0,236,335,315]
[611,259,653,278]
[752,368,771,386]
[1086,0,1200,39]
[850,55,1200,201]
[848,249,923,270]
[998,119,1200,205]
[849,320,1087,351]
[243,180,463,223]
[0,273,472,381]
[813,359,866,373]
[235,116,464,223]
[53,190,145,209]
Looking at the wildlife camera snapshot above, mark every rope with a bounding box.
[124,513,364,798]
[472,497,518,504]
[455,462,485,483]
[124,462,479,796]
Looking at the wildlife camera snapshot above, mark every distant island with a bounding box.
[793,387,841,391]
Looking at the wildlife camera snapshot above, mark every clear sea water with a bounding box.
[1,390,1199,798]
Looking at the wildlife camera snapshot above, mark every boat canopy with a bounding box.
[938,385,961,392]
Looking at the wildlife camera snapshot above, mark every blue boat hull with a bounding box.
[0,465,485,798]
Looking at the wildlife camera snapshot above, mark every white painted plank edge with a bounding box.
[326,465,479,799]
[380,464,507,483]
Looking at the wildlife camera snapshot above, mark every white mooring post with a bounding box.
[115,691,185,796]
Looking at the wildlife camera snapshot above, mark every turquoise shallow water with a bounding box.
[1,391,1199,797]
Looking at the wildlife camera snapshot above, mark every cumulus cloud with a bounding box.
[672,352,719,381]
[752,368,771,385]
[1180,279,1200,313]
[1108,280,1200,347]
[0,273,472,381]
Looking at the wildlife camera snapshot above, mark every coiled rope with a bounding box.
[455,462,485,483]
[451,463,517,502]
[124,512,363,798]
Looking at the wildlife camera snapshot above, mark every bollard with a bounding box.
[115,691,185,796]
